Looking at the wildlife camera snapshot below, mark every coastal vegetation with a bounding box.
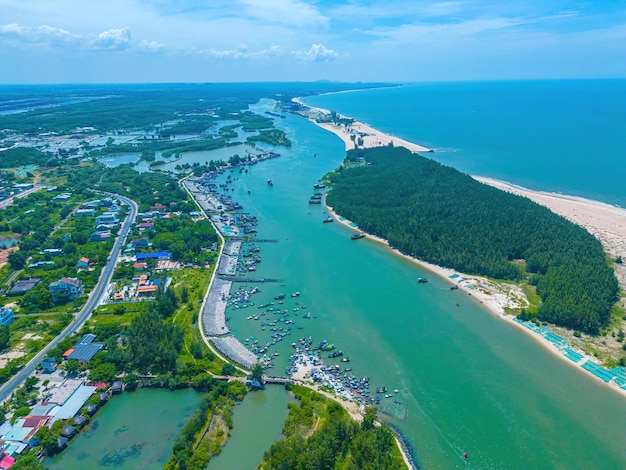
[326,146,618,334]
[246,128,292,147]
[258,385,407,469]
[61,163,196,212]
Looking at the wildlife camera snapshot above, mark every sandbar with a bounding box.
[292,98,431,154]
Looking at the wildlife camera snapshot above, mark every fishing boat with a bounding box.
[450,285,459,290]
[291,292,300,298]
[351,233,365,240]
[376,386,387,393]
[313,183,326,189]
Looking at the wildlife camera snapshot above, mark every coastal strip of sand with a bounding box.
[293,95,626,398]
[292,98,432,154]
[473,176,626,292]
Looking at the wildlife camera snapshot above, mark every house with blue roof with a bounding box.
[136,251,172,261]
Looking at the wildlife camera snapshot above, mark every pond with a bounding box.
[46,388,201,470]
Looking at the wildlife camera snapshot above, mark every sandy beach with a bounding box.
[295,96,626,398]
[292,98,432,154]
[473,176,626,295]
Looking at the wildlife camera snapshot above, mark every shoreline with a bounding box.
[325,202,626,399]
[292,97,432,154]
[293,95,626,398]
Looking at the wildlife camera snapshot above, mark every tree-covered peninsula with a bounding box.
[326,146,618,334]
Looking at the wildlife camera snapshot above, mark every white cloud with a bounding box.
[199,44,286,60]
[293,43,338,62]
[195,42,338,62]
[0,23,79,45]
[138,39,166,53]
[240,0,328,27]
[363,17,529,44]
[90,27,131,50]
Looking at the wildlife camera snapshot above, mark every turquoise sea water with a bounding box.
[304,80,626,207]
[207,97,626,469]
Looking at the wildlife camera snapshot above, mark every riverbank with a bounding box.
[325,199,626,400]
[300,100,626,401]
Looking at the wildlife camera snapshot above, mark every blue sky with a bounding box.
[1,0,624,83]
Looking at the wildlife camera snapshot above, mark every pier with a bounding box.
[217,240,242,276]
[217,275,283,283]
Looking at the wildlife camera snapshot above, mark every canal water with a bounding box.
[206,99,626,469]
[208,386,294,469]
[46,389,201,470]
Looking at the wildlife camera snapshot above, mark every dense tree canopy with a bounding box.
[126,307,184,373]
[327,146,618,333]
[259,386,405,470]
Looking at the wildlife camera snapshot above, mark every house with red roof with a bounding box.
[49,277,83,302]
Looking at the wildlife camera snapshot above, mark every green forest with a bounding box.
[258,385,406,470]
[326,146,618,334]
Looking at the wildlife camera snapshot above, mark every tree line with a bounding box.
[326,146,618,334]
[258,385,406,470]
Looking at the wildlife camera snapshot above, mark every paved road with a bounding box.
[0,193,137,403]
[0,184,45,210]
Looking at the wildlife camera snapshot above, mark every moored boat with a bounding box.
[351,233,365,240]
[417,277,428,283]
[323,217,334,223]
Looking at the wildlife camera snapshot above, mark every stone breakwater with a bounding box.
[202,278,231,336]
[211,336,257,369]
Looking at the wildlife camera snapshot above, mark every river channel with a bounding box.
[206,99,626,469]
[54,99,626,469]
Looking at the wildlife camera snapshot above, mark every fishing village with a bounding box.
[184,171,411,416]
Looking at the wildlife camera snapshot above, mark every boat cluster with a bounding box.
[225,284,260,310]
[227,290,318,370]
[308,193,323,205]
[238,242,262,272]
[234,213,258,235]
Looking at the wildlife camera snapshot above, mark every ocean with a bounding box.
[303,79,626,207]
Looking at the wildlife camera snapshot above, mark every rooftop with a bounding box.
[51,385,97,420]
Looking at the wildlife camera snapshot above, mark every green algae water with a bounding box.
[208,386,294,469]
[46,389,200,470]
[212,99,626,469]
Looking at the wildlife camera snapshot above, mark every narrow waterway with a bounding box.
[208,385,294,469]
[46,389,200,470]
[205,99,626,469]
